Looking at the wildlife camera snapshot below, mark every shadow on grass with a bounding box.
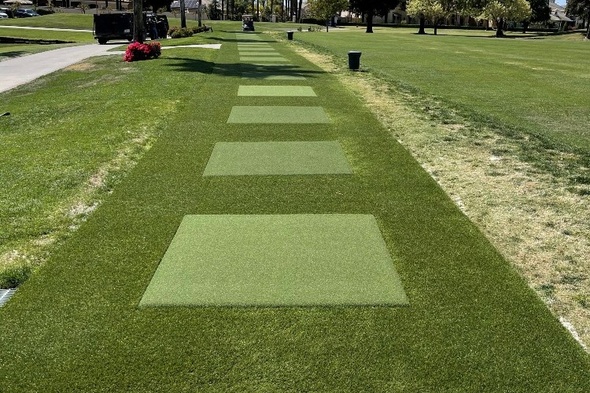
[0,50,29,59]
[165,57,322,79]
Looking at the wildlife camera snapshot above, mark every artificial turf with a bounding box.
[240,56,289,62]
[140,214,407,307]
[237,85,316,96]
[202,141,352,176]
[0,25,588,391]
[241,73,307,80]
[227,106,330,123]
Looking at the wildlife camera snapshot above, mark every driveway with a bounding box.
[0,44,122,94]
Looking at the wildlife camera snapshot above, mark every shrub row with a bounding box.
[167,25,211,39]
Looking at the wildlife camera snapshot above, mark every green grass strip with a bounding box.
[202,141,352,176]
[140,214,408,307]
[227,106,330,123]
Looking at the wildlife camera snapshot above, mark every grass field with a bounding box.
[290,26,590,155]
[0,22,589,391]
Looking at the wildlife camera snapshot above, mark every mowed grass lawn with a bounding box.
[0,24,589,391]
[292,26,590,153]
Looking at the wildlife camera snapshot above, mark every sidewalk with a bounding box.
[0,44,119,93]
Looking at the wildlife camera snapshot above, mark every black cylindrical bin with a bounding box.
[287,31,294,40]
[348,51,362,70]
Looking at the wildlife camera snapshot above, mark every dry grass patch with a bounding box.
[294,45,590,351]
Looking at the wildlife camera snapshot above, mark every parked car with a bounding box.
[0,7,13,18]
[0,12,9,19]
[15,9,39,18]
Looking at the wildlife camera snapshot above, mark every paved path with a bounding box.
[0,44,118,93]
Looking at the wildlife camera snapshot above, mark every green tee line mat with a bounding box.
[239,48,278,52]
[202,141,353,176]
[239,52,282,57]
[241,56,289,62]
[237,44,272,48]
[139,214,408,307]
[227,106,330,123]
[241,73,307,80]
[237,85,316,97]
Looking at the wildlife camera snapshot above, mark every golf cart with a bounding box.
[242,15,255,31]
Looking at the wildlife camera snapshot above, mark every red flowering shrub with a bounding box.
[123,42,161,62]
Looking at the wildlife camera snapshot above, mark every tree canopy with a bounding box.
[566,0,590,38]
[307,0,349,31]
[479,0,531,36]
[406,0,450,34]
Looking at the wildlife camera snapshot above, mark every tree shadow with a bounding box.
[165,57,323,79]
[0,51,29,60]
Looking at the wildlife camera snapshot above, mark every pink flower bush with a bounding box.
[123,42,161,62]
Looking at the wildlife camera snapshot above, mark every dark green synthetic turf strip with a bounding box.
[237,85,316,97]
[140,214,408,306]
[227,106,330,123]
[241,56,289,62]
[202,141,352,176]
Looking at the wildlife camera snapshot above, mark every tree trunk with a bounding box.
[496,18,504,37]
[180,0,187,28]
[522,21,529,34]
[198,0,202,27]
[366,11,374,33]
[418,15,426,34]
[133,0,144,42]
[297,0,302,22]
[434,21,438,35]
[587,12,590,39]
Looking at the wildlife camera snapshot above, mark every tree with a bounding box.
[522,0,550,32]
[179,0,187,28]
[479,0,531,37]
[406,0,449,34]
[307,0,348,31]
[133,0,145,42]
[349,0,401,32]
[207,0,222,19]
[567,0,590,39]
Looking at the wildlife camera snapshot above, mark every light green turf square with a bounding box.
[238,44,272,48]
[241,74,307,80]
[203,141,352,176]
[235,34,264,40]
[227,106,330,123]
[239,51,282,57]
[239,48,277,52]
[238,85,316,97]
[241,56,289,62]
[139,214,408,307]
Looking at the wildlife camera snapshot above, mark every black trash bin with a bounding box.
[287,31,294,40]
[348,51,362,70]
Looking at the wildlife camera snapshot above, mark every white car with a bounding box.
[0,12,9,18]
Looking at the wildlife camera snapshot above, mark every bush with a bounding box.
[123,42,161,62]
[168,25,211,39]
[0,265,31,289]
